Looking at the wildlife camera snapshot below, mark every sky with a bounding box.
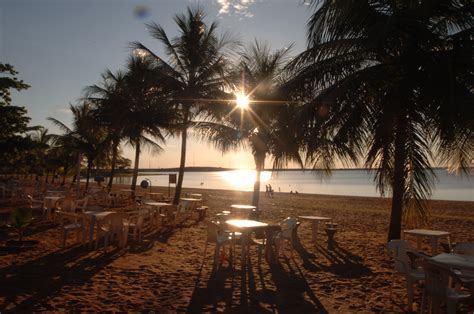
[1,0,313,169]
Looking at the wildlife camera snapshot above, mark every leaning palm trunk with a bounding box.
[85,159,93,190]
[252,151,265,207]
[173,113,189,205]
[131,141,141,191]
[108,138,119,189]
[387,117,407,241]
[75,152,82,193]
[61,164,69,186]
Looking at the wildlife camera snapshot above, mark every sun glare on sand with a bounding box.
[221,169,271,189]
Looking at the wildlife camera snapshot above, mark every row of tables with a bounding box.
[215,207,474,274]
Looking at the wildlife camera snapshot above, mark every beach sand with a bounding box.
[0,187,473,312]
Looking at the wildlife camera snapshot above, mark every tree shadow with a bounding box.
[0,245,125,311]
[186,243,327,313]
[314,243,371,278]
[126,224,179,253]
[293,235,372,278]
[23,219,58,237]
[186,264,236,313]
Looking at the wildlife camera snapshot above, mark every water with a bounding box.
[115,169,472,202]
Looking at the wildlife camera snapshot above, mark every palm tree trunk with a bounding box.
[388,117,407,241]
[61,164,69,186]
[85,160,92,190]
[173,112,189,205]
[252,151,265,207]
[45,171,50,184]
[108,138,119,189]
[131,141,141,191]
[75,152,82,193]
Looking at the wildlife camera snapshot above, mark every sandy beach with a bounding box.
[1,187,473,312]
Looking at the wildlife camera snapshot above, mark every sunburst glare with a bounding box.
[236,93,249,109]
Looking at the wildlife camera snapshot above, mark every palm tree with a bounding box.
[131,6,238,204]
[49,103,110,191]
[85,70,128,189]
[197,41,304,207]
[121,55,171,191]
[287,0,473,240]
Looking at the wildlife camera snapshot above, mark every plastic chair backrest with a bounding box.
[387,239,411,273]
[103,212,126,234]
[57,197,77,212]
[76,196,90,211]
[453,243,474,256]
[280,217,297,238]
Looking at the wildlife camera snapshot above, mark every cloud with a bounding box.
[216,0,255,19]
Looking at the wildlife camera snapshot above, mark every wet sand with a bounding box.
[0,187,473,312]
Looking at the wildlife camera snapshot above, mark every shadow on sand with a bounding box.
[186,244,328,313]
[293,232,372,278]
[0,245,125,312]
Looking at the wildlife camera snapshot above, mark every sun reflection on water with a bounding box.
[220,169,271,189]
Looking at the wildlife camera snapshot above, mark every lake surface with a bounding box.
[114,169,472,202]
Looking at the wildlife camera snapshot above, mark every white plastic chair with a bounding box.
[55,197,77,213]
[421,260,473,313]
[95,212,128,249]
[274,217,298,257]
[75,196,90,213]
[157,205,177,229]
[453,243,474,256]
[204,220,233,270]
[252,225,281,266]
[124,210,147,243]
[26,194,44,214]
[58,212,85,248]
[387,240,425,311]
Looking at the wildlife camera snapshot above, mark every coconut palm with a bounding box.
[49,103,110,190]
[287,0,473,240]
[197,41,305,207]
[121,55,172,191]
[131,6,238,204]
[85,70,128,189]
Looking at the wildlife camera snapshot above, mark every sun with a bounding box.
[236,93,249,109]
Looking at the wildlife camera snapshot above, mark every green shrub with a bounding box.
[8,207,33,243]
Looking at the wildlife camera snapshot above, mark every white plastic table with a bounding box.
[43,196,63,219]
[143,201,170,215]
[84,210,115,246]
[146,192,164,201]
[298,215,332,243]
[143,201,169,207]
[230,204,257,219]
[226,219,268,267]
[404,229,451,256]
[432,253,474,271]
[180,197,202,210]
